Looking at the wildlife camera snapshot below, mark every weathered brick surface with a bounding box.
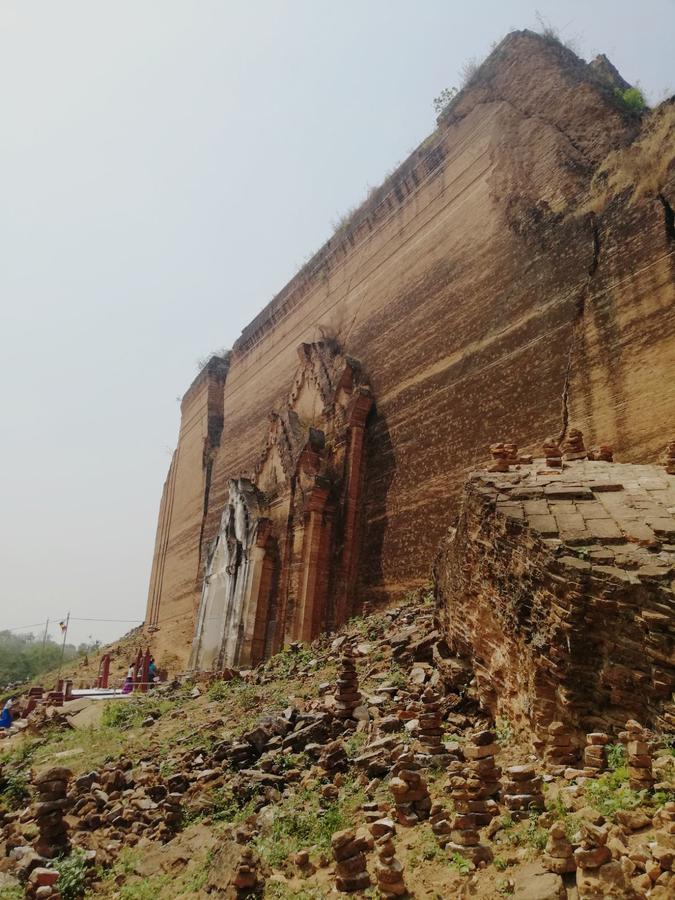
[145,30,675,666]
[435,459,675,742]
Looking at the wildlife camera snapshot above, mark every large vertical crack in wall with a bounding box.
[558,215,602,443]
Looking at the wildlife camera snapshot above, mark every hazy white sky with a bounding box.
[1,0,673,648]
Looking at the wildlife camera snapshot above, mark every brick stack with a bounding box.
[389,749,431,826]
[233,847,262,897]
[33,767,71,859]
[561,427,587,461]
[331,827,372,893]
[583,732,609,775]
[542,436,562,468]
[319,739,349,776]
[663,440,675,475]
[26,868,61,900]
[160,792,183,834]
[429,800,452,848]
[334,645,361,721]
[544,722,578,770]
[653,800,675,837]
[445,759,493,865]
[504,441,518,463]
[501,763,544,820]
[621,720,653,792]
[464,730,501,813]
[488,443,510,473]
[417,687,451,767]
[588,444,613,462]
[372,818,407,898]
[573,822,626,899]
[542,821,576,875]
[362,801,383,827]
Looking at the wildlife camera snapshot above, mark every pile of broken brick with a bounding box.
[491,431,675,475]
[493,428,616,473]
[2,594,674,899]
[1,759,184,896]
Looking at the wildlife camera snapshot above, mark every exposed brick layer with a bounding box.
[435,459,675,743]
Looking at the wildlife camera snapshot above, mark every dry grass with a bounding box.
[581,102,675,214]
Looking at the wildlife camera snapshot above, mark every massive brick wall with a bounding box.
[145,31,675,665]
[145,357,228,661]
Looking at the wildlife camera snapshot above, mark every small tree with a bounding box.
[616,86,646,114]
[433,86,457,115]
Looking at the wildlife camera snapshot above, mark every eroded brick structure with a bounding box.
[189,341,372,669]
[145,29,675,666]
[435,455,675,743]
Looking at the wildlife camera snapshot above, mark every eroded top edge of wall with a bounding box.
[230,29,639,360]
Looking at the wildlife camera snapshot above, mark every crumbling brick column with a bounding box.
[33,767,71,859]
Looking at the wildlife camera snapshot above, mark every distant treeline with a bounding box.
[0,630,100,689]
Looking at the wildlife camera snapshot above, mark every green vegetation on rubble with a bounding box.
[584,767,650,819]
[496,811,549,851]
[101,696,173,730]
[253,779,364,868]
[56,849,89,900]
[495,717,513,745]
[448,850,472,874]
[265,884,325,900]
[0,886,23,900]
[605,742,626,771]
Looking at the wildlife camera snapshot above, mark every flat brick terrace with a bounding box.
[435,458,675,746]
[491,459,675,576]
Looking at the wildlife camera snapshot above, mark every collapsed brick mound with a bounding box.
[435,453,675,747]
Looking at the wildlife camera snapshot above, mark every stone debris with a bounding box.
[67,760,183,844]
[620,719,654,791]
[4,588,675,899]
[331,826,372,893]
[501,762,544,820]
[582,732,610,776]
[389,749,431,826]
[561,427,587,461]
[371,818,407,898]
[663,440,675,475]
[353,736,397,778]
[542,821,576,874]
[334,645,361,721]
[33,767,71,859]
[319,739,348,776]
[653,800,675,835]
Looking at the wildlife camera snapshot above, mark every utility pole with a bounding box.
[41,619,49,651]
[57,613,70,679]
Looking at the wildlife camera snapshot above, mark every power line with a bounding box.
[69,617,144,624]
[4,621,48,632]
[4,616,144,632]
